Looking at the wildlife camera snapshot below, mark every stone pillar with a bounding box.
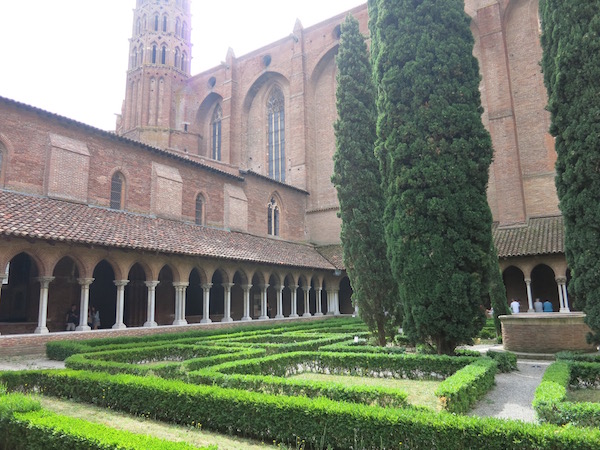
[259,284,269,320]
[275,285,284,319]
[76,278,94,331]
[525,278,534,312]
[144,281,159,327]
[314,287,323,317]
[302,287,311,318]
[112,280,129,329]
[334,289,341,315]
[0,273,5,335]
[172,282,189,326]
[241,284,252,321]
[289,285,299,318]
[201,283,212,324]
[326,289,334,315]
[556,277,570,313]
[34,276,54,334]
[222,283,234,322]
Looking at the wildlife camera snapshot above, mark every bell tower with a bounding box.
[117,0,192,148]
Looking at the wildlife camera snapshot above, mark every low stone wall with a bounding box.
[500,312,596,353]
[0,316,329,357]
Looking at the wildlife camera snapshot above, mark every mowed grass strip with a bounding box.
[290,373,442,411]
[567,389,600,404]
[37,396,280,450]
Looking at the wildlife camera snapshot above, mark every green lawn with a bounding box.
[567,388,600,403]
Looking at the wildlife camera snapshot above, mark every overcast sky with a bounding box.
[0,0,365,131]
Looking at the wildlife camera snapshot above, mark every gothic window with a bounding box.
[136,19,141,35]
[110,172,125,210]
[152,44,157,64]
[181,52,187,71]
[175,18,181,36]
[154,14,159,31]
[132,48,138,68]
[139,45,144,65]
[174,48,180,69]
[162,15,168,32]
[211,105,222,161]
[267,87,285,182]
[195,194,205,225]
[161,45,167,65]
[143,15,147,30]
[267,197,280,236]
[182,21,188,39]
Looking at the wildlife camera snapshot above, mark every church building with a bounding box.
[0,0,569,337]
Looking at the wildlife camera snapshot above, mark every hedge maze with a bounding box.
[2,318,600,449]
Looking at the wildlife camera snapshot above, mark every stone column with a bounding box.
[259,284,269,320]
[334,289,341,315]
[0,273,5,335]
[34,276,54,334]
[302,287,311,318]
[76,278,94,331]
[556,277,570,313]
[144,281,159,327]
[112,280,129,329]
[222,283,234,322]
[314,287,323,317]
[241,284,252,321]
[201,283,212,324]
[172,282,189,326]
[525,278,534,312]
[275,285,284,319]
[289,285,299,318]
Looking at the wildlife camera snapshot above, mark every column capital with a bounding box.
[35,276,55,286]
[201,283,213,290]
[77,278,95,286]
[114,280,129,287]
[172,282,189,288]
[258,283,269,290]
[290,284,299,290]
[524,278,532,284]
[222,282,235,289]
[302,286,310,293]
[555,277,567,284]
[242,284,253,291]
[145,280,160,289]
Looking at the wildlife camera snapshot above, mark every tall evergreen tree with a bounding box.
[540,1,600,341]
[332,14,401,346]
[370,0,499,354]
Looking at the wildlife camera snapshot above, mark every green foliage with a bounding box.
[486,350,517,373]
[371,0,498,354]
[332,14,401,346]
[435,358,497,413]
[539,1,600,341]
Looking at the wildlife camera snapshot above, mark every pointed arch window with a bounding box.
[152,44,157,64]
[132,48,138,68]
[267,87,285,182]
[136,19,141,35]
[211,104,222,161]
[110,172,125,210]
[161,45,167,65]
[182,21,188,39]
[139,45,144,66]
[162,15,168,32]
[195,194,205,225]
[267,198,280,236]
[154,14,159,31]
[174,48,180,69]
[175,18,181,36]
[181,52,187,71]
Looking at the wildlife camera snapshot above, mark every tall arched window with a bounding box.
[154,14,159,31]
[181,52,187,71]
[267,87,285,182]
[161,45,167,65]
[136,19,141,35]
[162,15,168,32]
[139,45,144,66]
[110,172,125,210]
[195,194,205,225]
[182,22,188,39]
[152,44,157,64]
[267,197,280,236]
[211,104,222,161]
[174,48,180,69]
[132,48,138,68]
[175,18,181,36]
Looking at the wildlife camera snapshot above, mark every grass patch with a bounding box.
[290,373,442,411]
[37,396,279,450]
[567,389,600,403]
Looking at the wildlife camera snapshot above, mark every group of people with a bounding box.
[65,304,101,331]
[509,298,554,314]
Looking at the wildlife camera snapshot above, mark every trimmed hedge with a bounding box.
[486,350,517,373]
[2,369,600,449]
[435,358,497,413]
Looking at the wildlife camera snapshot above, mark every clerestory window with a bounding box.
[110,172,125,210]
[267,87,285,182]
[195,194,205,225]
[211,105,222,161]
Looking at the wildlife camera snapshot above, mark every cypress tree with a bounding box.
[332,14,401,346]
[371,0,499,354]
[540,1,600,340]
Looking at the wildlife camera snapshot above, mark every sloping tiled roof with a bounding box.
[493,216,564,258]
[316,245,345,269]
[0,190,335,270]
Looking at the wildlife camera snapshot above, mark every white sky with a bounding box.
[0,0,365,131]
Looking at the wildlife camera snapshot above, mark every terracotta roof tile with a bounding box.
[493,216,564,258]
[316,245,345,269]
[0,191,335,270]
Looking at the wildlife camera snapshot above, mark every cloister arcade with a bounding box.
[0,246,354,336]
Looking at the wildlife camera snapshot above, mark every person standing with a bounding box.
[65,304,78,331]
[510,298,521,314]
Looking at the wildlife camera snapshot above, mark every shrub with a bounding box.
[486,350,517,373]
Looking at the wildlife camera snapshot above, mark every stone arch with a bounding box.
[90,260,117,329]
[231,269,249,320]
[502,265,527,312]
[195,92,224,157]
[282,273,297,317]
[209,268,228,320]
[49,252,87,279]
[125,263,147,327]
[49,256,81,330]
[156,264,175,325]
[531,264,559,311]
[0,252,41,334]
[250,271,267,319]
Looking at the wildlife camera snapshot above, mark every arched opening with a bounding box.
[90,260,116,330]
[156,266,175,325]
[110,172,125,210]
[297,278,307,316]
[531,264,559,312]
[502,266,527,312]
[186,268,203,322]
[282,275,294,317]
[231,271,246,321]
[0,253,40,335]
[250,273,265,319]
[195,194,205,225]
[267,274,281,318]
[210,270,225,321]
[321,280,328,314]
[267,86,286,182]
[50,257,80,332]
[309,279,317,315]
[124,263,147,327]
[339,276,354,314]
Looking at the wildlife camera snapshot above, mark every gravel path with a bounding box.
[0,355,65,371]
[469,359,550,422]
